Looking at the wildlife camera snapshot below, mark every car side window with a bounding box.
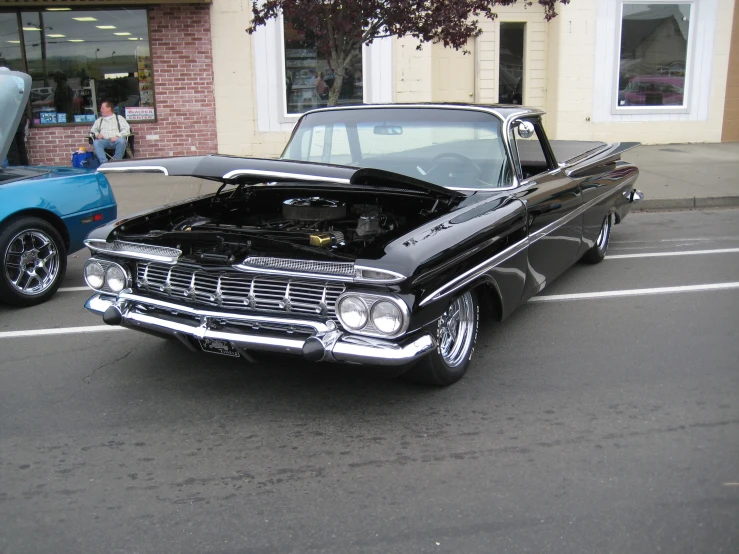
[511,120,552,181]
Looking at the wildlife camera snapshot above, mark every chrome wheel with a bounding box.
[4,228,61,296]
[582,213,612,264]
[437,291,476,367]
[596,213,611,251]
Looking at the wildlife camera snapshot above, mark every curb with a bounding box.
[632,196,739,211]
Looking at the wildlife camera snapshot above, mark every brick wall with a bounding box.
[27,3,218,165]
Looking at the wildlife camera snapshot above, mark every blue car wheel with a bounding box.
[0,216,67,307]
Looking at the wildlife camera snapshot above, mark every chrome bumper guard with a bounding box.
[85,292,435,366]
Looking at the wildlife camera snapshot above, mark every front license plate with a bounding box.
[199,338,241,358]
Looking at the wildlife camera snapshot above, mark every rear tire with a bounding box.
[581,213,612,264]
[401,290,479,386]
[0,216,67,307]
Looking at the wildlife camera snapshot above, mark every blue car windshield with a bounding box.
[281,107,513,189]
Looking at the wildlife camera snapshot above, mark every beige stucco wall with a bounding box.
[477,6,550,109]
[209,0,735,156]
[546,0,735,143]
[210,0,289,158]
[394,37,433,102]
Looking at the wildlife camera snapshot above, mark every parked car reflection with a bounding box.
[618,75,684,106]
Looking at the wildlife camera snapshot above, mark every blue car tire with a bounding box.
[0,216,67,306]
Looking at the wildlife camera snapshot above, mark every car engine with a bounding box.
[153,196,409,263]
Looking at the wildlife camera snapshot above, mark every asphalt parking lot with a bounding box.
[1,208,738,553]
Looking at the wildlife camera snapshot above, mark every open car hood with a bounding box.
[0,68,31,165]
[97,155,466,199]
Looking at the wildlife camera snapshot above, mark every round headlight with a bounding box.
[371,301,403,335]
[105,264,127,292]
[84,261,105,289]
[337,296,368,330]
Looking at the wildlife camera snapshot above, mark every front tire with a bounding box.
[581,212,612,264]
[402,290,479,386]
[0,216,67,307]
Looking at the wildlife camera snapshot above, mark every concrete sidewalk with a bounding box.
[106,142,739,217]
[622,142,739,210]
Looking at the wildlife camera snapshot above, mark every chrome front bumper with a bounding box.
[85,292,435,366]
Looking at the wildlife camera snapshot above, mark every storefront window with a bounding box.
[0,13,23,70]
[283,18,363,115]
[4,7,155,125]
[617,3,691,111]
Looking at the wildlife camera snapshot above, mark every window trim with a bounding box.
[611,0,696,115]
[1,6,157,127]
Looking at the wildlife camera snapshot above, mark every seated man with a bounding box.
[90,100,131,163]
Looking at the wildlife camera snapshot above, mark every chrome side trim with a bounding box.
[526,176,638,248]
[418,178,638,307]
[419,237,530,307]
[98,165,170,175]
[222,169,351,184]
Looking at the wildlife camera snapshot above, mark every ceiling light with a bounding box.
[96,26,116,30]
[23,27,41,31]
[114,32,131,36]
[47,34,66,38]
[73,17,98,22]
[127,37,140,41]
[68,39,85,42]
[7,40,20,44]
[46,7,72,10]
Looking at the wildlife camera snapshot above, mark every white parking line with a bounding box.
[530,282,739,302]
[606,248,739,260]
[59,286,90,292]
[612,237,739,244]
[0,325,127,339]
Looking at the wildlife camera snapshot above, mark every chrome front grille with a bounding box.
[136,262,345,320]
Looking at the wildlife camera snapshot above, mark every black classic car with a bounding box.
[84,105,642,385]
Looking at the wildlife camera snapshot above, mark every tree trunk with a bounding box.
[327,66,345,107]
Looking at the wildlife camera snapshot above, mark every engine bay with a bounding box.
[114,185,451,264]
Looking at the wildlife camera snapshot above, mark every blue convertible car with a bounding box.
[0,68,117,306]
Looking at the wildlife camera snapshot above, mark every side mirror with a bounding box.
[514,120,535,139]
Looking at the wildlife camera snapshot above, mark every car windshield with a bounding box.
[281,107,513,189]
